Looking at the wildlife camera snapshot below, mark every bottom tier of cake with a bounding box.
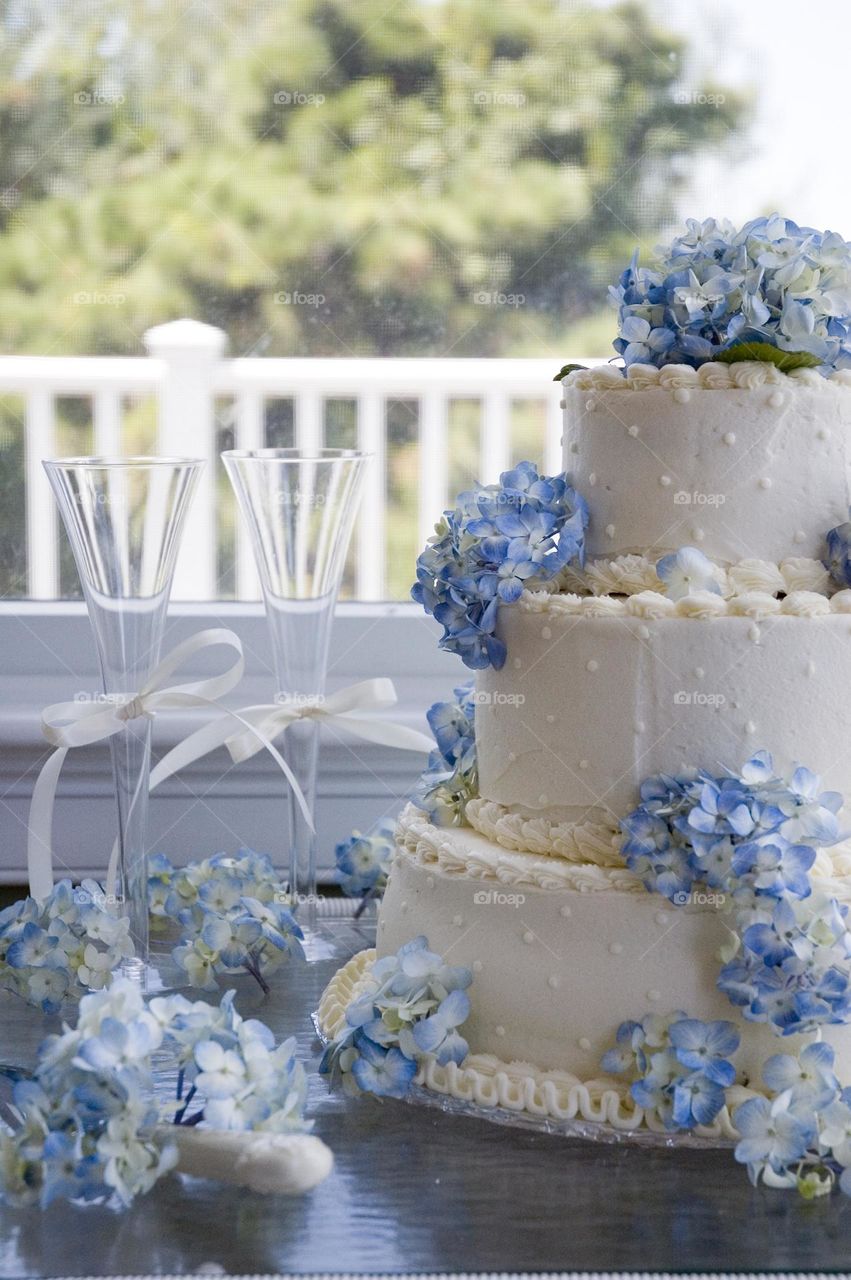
[317,805,851,1137]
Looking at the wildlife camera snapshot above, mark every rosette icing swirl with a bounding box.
[727,559,787,595]
[580,595,627,617]
[831,590,851,613]
[780,558,831,594]
[657,366,700,391]
[780,591,831,617]
[674,591,730,619]
[726,592,781,619]
[584,554,662,596]
[624,591,677,619]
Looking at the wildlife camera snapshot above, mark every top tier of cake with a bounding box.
[562,362,851,563]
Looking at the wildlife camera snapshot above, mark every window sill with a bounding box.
[0,603,458,884]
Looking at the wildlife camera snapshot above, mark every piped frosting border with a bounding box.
[465,797,621,867]
[560,553,832,600]
[397,804,643,893]
[317,947,751,1141]
[518,586,851,620]
[562,361,851,391]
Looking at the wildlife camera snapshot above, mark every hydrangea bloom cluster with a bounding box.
[610,215,851,373]
[826,521,851,589]
[732,1042,851,1195]
[412,462,588,669]
[601,1017,851,1198]
[148,850,302,993]
[621,752,851,1037]
[601,1011,740,1130]
[0,880,133,1014]
[334,819,396,898]
[414,680,478,826]
[320,936,473,1098]
[0,979,309,1208]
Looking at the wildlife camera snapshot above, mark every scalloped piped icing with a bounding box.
[563,361,851,391]
[518,585,849,620]
[317,948,753,1140]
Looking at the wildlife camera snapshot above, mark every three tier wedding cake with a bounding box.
[320,216,851,1192]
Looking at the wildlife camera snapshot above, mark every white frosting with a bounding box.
[318,948,752,1139]
[561,364,851,562]
[466,797,621,866]
[363,817,851,1112]
[476,606,851,822]
[564,361,848,391]
[572,553,830,600]
[518,585,849,619]
[400,804,636,889]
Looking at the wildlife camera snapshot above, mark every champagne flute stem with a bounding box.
[286,717,320,930]
[108,716,152,970]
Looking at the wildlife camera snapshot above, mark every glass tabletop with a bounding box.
[1,921,848,1278]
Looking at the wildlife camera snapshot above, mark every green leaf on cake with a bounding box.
[714,343,822,372]
[553,363,588,382]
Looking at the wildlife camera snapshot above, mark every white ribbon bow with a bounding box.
[224,678,436,765]
[29,629,310,903]
[27,631,433,903]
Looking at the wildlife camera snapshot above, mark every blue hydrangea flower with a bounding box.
[350,1037,418,1098]
[656,547,721,601]
[730,839,815,900]
[621,752,850,1038]
[734,1094,816,1176]
[147,850,302,992]
[0,978,310,1209]
[611,215,851,373]
[410,988,471,1066]
[668,1019,739,1085]
[320,936,473,1101]
[334,819,396,898]
[762,1042,839,1109]
[671,1071,728,1128]
[602,1012,738,1132]
[415,681,478,827]
[0,879,133,1013]
[826,521,851,589]
[412,463,588,670]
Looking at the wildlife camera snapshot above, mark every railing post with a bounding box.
[481,390,511,483]
[144,319,227,600]
[418,391,447,550]
[25,388,58,598]
[356,390,385,600]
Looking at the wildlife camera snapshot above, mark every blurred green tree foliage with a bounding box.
[0,0,745,356]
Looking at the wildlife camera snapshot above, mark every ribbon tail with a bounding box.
[147,706,316,833]
[326,717,434,753]
[220,705,297,767]
[27,747,68,902]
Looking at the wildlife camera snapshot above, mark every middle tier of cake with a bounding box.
[471,591,851,854]
[377,805,851,1114]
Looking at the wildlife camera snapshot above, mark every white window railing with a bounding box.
[3,319,574,601]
